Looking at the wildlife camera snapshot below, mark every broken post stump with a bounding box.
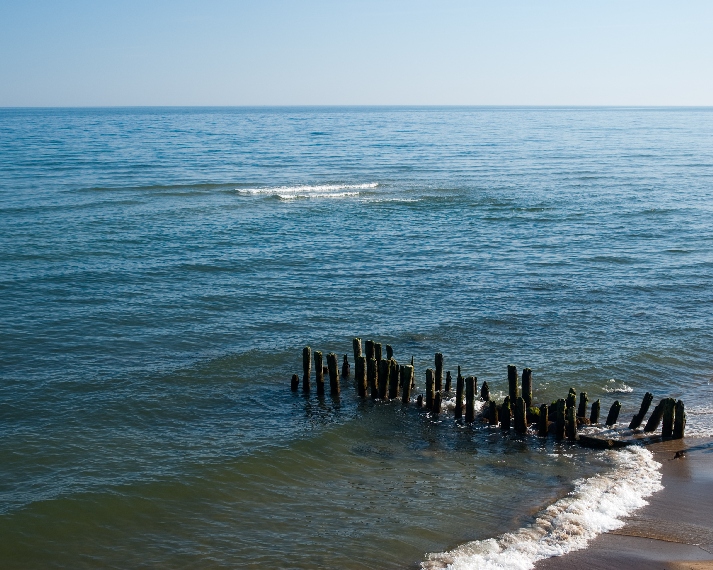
[367,358,379,399]
[314,350,325,395]
[577,392,588,419]
[566,405,577,440]
[378,359,389,399]
[401,365,413,404]
[353,338,362,362]
[662,397,676,438]
[355,356,367,398]
[629,392,654,430]
[590,399,601,424]
[365,340,375,361]
[605,400,621,427]
[566,388,576,411]
[508,365,519,402]
[514,396,527,434]
[426,369,435,409]
[538,404,549,436]
[327,352,340,396]
[489,400,499,425]
[673,400,686,439]
[386,344,393,360]
[435,353,444,392]
[522,368,533,408]
[302,346,312,393]
[644,400,664,433]
[433,392,442,415]
[480,381,490,402]
[445,371,452,392]
[291,374,299,391]
[501,396,511,430]
[454,375,464,419]
[375,343,383,362]
[465,376,476,422]
[341,354,350,378]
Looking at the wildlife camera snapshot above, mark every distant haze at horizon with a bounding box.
[1,0,712,107]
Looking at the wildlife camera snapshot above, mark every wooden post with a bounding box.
[291,374,299,391]
[489,400,499,425]
[401,365,413,404]
[386,344,393,360]
[355,356,367,398]
[556,398,566,439]
[507,365,519,402]
[314,350,325,395]
[378,359,389,399]
[577,392,588,419]
[644,400,665,433]
[465,376,476,422]
[501,396,511,430]
[433,392,442,415]
[365,340,375,360]
[367,358,379,399]
[426,369,435,409]
[566,405,577,440]
[662,397,676,438]
[388,359,400,399]
[353,338,362,362]
[566,388,576,411]
[480,381,490,402]
[410,356,415,389]
[605,400,621,427]
[341,354,350,378]
[454,375,464,419]
[445,371,452,392]
[302,346,311,393]
[514,396,527,434]
[538,404,548,436]
[417,394,423,408]
[435,353,444,392]
[673,400,686,439]
[522,368,533,408]
[590,399,601,424]
[629,392,654,430]
[327,353,339,396]
[375,343,383,362]
[457,365,462,385]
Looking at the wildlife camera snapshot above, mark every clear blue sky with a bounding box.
[1,0,711,106]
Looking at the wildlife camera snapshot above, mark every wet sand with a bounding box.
[536,437,713,570]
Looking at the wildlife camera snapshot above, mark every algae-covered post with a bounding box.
[522,368,533,408]
[538,403,548,436]
[480,381,490,402]
[374,343,383,362]
[426,369,435,409]
[314,350,325,395]
[590,399,601,424]
[514,396,527,434]
[577,392,588,419]
[386,344,393,360]
[489,400,499,425]
[401,365,413,404]
[465,376,476,422]
[341,354,350,378]
[302,346,312,393]
[662,397,676,438]
[605,400,621,427]
[644,400,664,433]
[378,359,389,399]
[435,353,444,392]
[445,371,452,392]
[629,392,653,430]
[367,358,379,399]
[291,374,299,391]
[355,356,367,398]
[454,375,464,419]
[353,338,362,362]
[673,400,686,439]
[508,365,519,402]
[327,352,340,396]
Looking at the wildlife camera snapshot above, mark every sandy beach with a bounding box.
[536,437,713,570]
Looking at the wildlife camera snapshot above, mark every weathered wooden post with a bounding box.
[355,356,367,398]
[508,365,519,402]
[457,365,463,385]
[433,392,442,415]
[378,359,389,399]
[590,399,601,424]
[480,381,490,402]
[302,346,312,393]
[388,359,400,399]
[365,340,375,361]
[489,400,499,425]
[314,351,325,395]
[566,388,576,411]
[644,400,664,433]
[445,371,452,392]
[426,369,435,409]
[410,357,415,389]
[341,354,350,378]
[662,397,676,438]
[605,400,621,427]
[465,376,476,422]
[566,405,577,440]
[435,353,444,392]
[353,338,362,362]
[386,344,393,360]
[629,392,654,430]
[577,392,588,419]
[327,353,340,396]
[454,375,464,419]
[291,374,299,391]
[367,358,379,399]
[673,400,686,439]
[522,368,533,408]
[375,343,383,362]
[501,396,511,430]
[555,398,566,439]
[538,404,548,436]
[401,365,413,404]
[417,394,423,408]
[514,396,527,434]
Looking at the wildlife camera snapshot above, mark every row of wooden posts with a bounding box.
[290,339,686,440]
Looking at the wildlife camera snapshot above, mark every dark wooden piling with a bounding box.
[378,359,389,399]
[302,346,311,393]
[555,399,566,439]
[375,343,383,362]
[365,340,375,361]
[605,400,621,427]
[314,350,325,395]
[480,381,490,402]
[386,344,393,360]
[629,392,654,430]
[522,368,533,408]
[489,400,499,425]
[401,365,413,404]
[410,356,416,389]
[673,400,686,439]
[465,376,476,422]
[355,356,367,398]
[327,352,340,396]
[590,399,601,424]
[291,373,299,391]
[417,394,423,407]
[644,400,664,433]
[353,338,362,362]
[538,404,549,436]
[454,375,464,419]
[435,353,444,392]
[386,359,399,399]
[501,396,511,430]
[514,396,527,434]
[577,392,588,419]
[507,365,519,402]
[433,392,442,415]
[445,371,452,392]
[367,358,379,399]
[566,405,577,440]
[341,354,350,378]
[662,397,676,438]
[457,365,462,385]
[566,388,576,411]
[426,369,435,409]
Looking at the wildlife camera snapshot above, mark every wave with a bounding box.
[422,446,662,570]
[236,182,378,200]
[602,379,633,393]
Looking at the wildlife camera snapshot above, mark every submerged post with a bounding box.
[327,352,340,396]
[577,392,588,419]
[489,400,499,425]
[501,396,511,430]
[465,376,476,422]
[302,346,312,393]
[401,365,413,404]
[435,353,444,392]
[590,399,601,424]
[445,371,452,392]
[662,397,676,438]
[314,350,325,395]
[644,400,665,433]
[367,358,379,399]
[629,392,654,430]
[341,354,350,378]
[514,396,527,434]
[507,365,519,402]
[291,374,299,391]
[538,403,549,436]
[353,338,363,362]
[433,392,442,415]
[426,369,435,409]
[480,381,490,402]
[355,356,367,398]
[673,400,686,439]
[522,368,533,408]
[605,400,622,427]
[454,375,464,419]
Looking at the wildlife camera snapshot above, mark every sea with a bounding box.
[1,106,712,569]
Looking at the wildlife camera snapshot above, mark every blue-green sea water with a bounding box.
[1,107,712,569]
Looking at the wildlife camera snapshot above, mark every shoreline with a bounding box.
[535,437,713,570]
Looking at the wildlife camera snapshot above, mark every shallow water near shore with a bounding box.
[1,107,713,568]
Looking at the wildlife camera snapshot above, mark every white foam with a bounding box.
[679,403,713,438]
[236,182,377,200]
[603,378,633,393]
[422,446,662,570]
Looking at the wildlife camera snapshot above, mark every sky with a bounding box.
[0,0,712,106]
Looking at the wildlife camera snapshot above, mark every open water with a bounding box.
[1,107,712,569]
